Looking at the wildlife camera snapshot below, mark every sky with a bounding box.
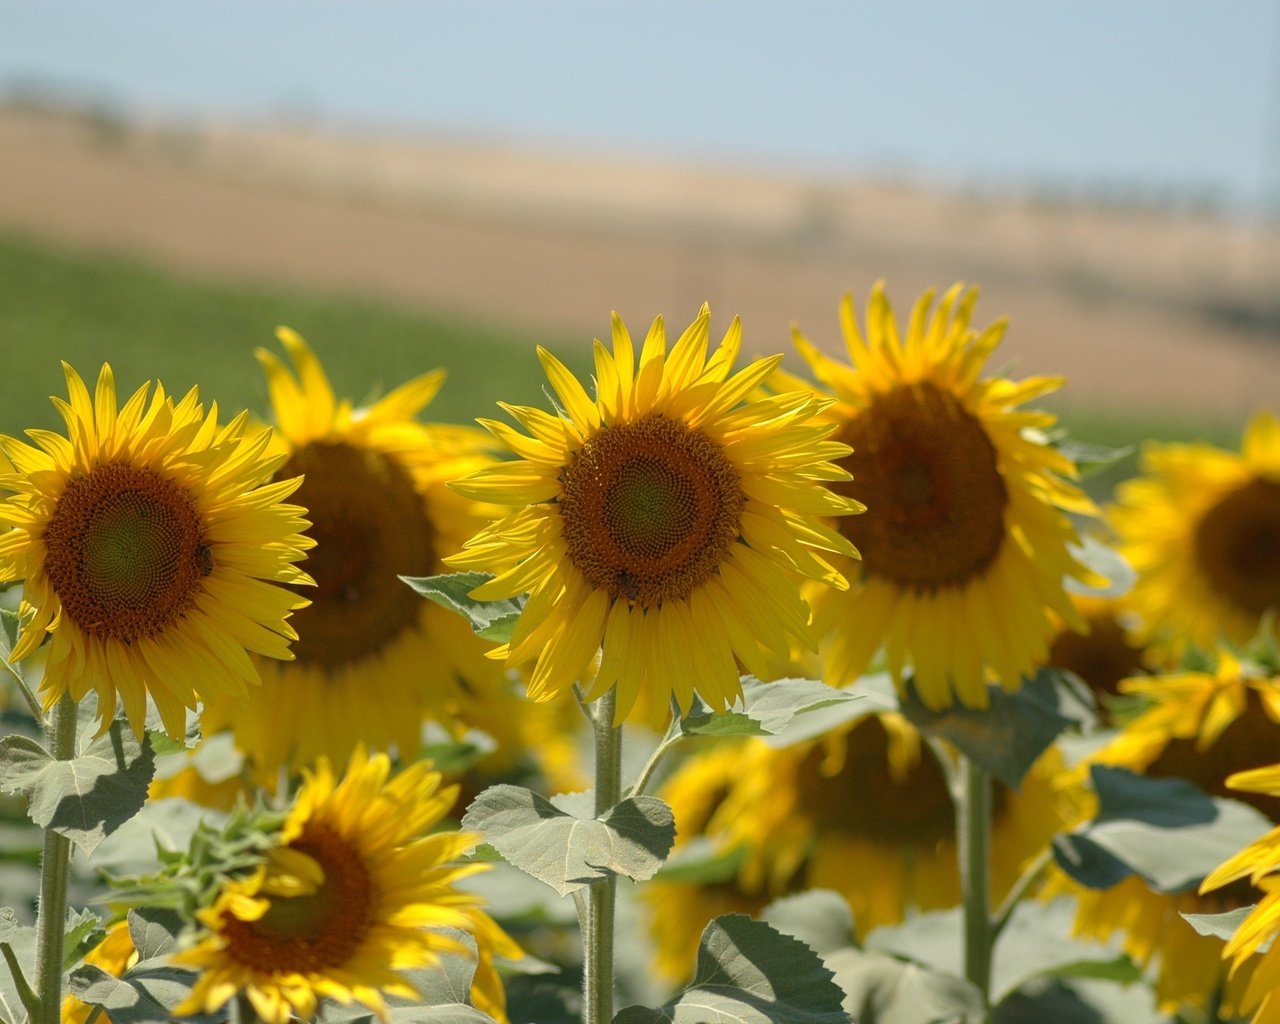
[2,2,1277,212]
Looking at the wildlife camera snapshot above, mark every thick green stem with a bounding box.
[583,688,621,1024]
[957,755,993,1013]
[33,693,77,1024]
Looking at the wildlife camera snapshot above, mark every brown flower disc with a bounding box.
[558,416,744,607]
[281,442,435,669]
[837,383,1009,590]
[1194,477,1280,619]
[221,822,373,973]
[43,463,207,642]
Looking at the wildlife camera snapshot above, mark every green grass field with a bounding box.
[0,230,587,435]
[0,229,1244,480]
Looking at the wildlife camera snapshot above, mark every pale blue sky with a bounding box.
[2,2,1276,210]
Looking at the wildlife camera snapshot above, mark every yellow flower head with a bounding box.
[1060,653,1280,1013]
[1203,766,1280,1024]
[450,307,862,723]
[199,329,516,779]
[1114,411,1280,659]
[1046,593,1147,724]
[783,283,1099,709]
[174,748,521,1024]
[0,363,313,736]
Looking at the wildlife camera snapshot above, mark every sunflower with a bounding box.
[781,283,1099,709]
[0,364,313,737]
[199,329,513,778]
[1059,652,1280,1013]
[717,708,1070,934]
[1113,411,1280,659]
[173,748,522,1024]
[449,307,862,723]
[1203,764,1280,1024]
[1046,593,1148,724]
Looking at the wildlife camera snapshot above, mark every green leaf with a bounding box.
[761,890,857,957]
[1183,906,1267,950]
[899,668,1094,788]
[863,901,1138,1006]
[1053,766,1272,892]
[614,914,850,1024]
[0,908,15,941]
[654,836,746,886]
[403,930,478,1007]
[461,785,675,897]
[0,718,156,854]
[1052,438,1134,479]
[0,916,36,1024]
[1065,536,1135,600]
[342,1008,499,1024]
[401,572,525,643]
[126,908,183,961]
[825,947,984,1024]
[63,907,105,973]
[680,677,860,742]
[67,962,197,1024]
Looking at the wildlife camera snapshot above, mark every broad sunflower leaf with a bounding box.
[67,962,197,1024]
[761,890,857,957]
[126,908,183,962]
[1051,438,1134,479]
[0,718,156,854]
[900,668,1094,788]
[1065,535,1135,599]
[680,677,860,741]
[1052,766,1272,892]
[63,906,105,973]
[824,948,983,1024]
[402,930,477,1006]
[654,836,746,886]
[461,785,675,896]
[1182,906,1255,943]
[857,901,1137,1007]
[0,915,36,1024]
[400,572,525,643]
[614,914,850,1024]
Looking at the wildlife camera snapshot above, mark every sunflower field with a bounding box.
[0,267,1278,1024]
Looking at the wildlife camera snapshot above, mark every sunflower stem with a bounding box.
[627,716,682,797]
[957,754,993,1014]
[32,692,77,1024]
[583,687,621,1024]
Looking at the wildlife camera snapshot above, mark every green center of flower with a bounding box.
[281,442,435,670]
[43,463,208,642]
[559,415,744,607]
[222,822,373,973]
[837,382,1009,591]
[1194,477,1280,619]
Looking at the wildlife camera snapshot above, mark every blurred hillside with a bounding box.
[0,103,1276,420]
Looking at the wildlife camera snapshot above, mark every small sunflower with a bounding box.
[450,307,862,723]
[1203,764,1280,1024]
[200,329,513,777]
[173,748,522,1024]
[1114,411,1280,659]
[1059,653,1280,1013]
[713,709,1069,934]
[783,283,1099,709]
[0,364,313,736]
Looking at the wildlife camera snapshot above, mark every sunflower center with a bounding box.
[1048,613,1145,722]
[1194,477,1280,619]
[794,717,1007,845]
[558,416,744,607]
[837,383,1009,590]
[1146,690,1280,822]
[281,442,435,670]
[221,822,373,974]
[43,463,207,643]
